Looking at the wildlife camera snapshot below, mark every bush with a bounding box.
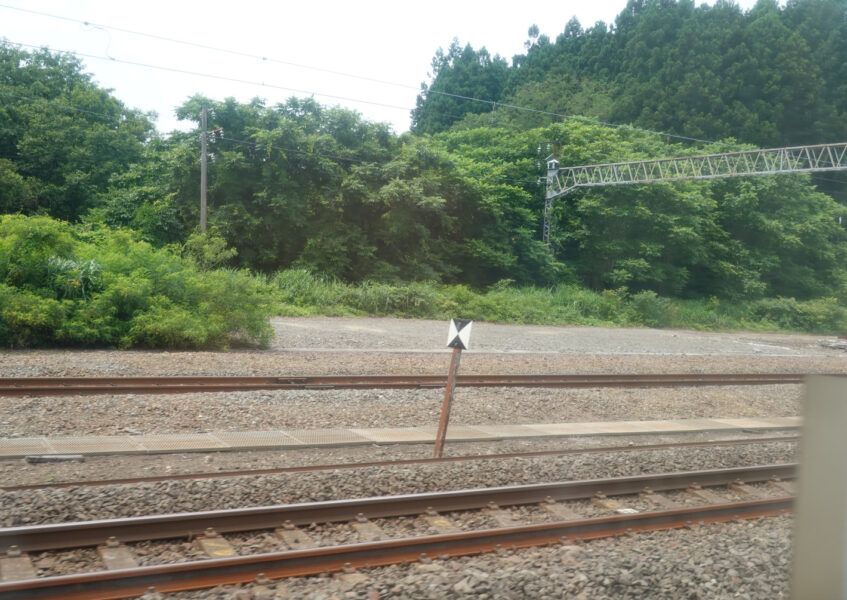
[749,297,847,333]
[0,215,274,349]
[0,215,76,290]
[628,290,675,327]
[267,268,847,334]
[0,284,66,347]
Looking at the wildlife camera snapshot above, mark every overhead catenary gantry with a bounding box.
[543,141,847,243]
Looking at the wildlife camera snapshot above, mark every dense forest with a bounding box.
[1,0,846,347]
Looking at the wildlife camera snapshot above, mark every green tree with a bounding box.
[411,40,509,135]
[0,44,154,220]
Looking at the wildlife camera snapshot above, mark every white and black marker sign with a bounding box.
[446,318,472,350]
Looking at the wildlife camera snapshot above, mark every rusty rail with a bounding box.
[0,463,795,553]
[0,373,814,397]
[0,496,793,600]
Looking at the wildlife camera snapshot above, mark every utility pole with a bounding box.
[200,104,208,233]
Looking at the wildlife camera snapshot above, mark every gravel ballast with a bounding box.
[0,384,803,437]
[2,317,838,598]
[158,516,791,600]
[1,442,797,526]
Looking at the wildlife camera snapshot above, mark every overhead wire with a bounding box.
[7,41,417,115]
[1,12,841,188]
[0,3,718,145]
[0,3,419,92]
[2,89,834,193]
[0,89,538,188]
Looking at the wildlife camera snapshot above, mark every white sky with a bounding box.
[1,0,761,135]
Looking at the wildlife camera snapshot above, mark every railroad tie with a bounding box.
[484,502,522,527]
[98,537,139,570]
[768,479,796,496]
[592,492,640,515]
[423,508,462,534]
[729,481,766,500]
[0,546,36,582]
[195,528,237,558]
[274,521,316,549]
[350,514,385,541]
[541,497,581,520]
[639,488,681,510]
[685,484,725,504]
[335,564,370,592]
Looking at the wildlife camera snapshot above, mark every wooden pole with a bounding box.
[433,347,462,458]
[200,104,208,233]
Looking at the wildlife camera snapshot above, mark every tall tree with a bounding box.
[411,40,509,135]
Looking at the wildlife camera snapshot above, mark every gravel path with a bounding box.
[269,317,837,356]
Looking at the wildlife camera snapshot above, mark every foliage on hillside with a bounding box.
[97,102,846,300]
[415,0,847,149]
[0,215,273,348]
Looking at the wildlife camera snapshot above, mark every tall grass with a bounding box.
[271,269,847,334]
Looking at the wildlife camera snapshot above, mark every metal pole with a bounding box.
[433,347,462,458]
[543,155,559,246]
[200,104,208,233]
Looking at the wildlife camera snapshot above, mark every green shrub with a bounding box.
[628,290,675,327]
[749,297,847,332]
[267,269,847,334]
[0,215,274,349]
[47,256,101,300]
[0,215,76,290]
[128,296,214,349]
[0,284,66,347]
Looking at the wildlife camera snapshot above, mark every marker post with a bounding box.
[433,319,472,458]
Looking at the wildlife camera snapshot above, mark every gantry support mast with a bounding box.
[543,142,847,243]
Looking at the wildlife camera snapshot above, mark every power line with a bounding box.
[0,3,420,92]
[0,45,828,197]
[0,93,510,183]
[7,41,416,115]
[0,5,716,145]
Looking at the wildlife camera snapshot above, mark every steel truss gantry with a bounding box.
[543,141,847,243]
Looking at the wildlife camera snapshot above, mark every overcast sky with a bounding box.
[2,0,761,135]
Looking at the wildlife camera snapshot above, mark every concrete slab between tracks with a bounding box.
[0,416,800,459]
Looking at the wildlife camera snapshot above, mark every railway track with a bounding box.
[0,373,814,397]
[0,464,795,599]
[1,434,799,492]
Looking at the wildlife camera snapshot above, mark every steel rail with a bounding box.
[0,463,795,553]
[0,496,793,600]
[1,435,799,492]
[0,373,814,397]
